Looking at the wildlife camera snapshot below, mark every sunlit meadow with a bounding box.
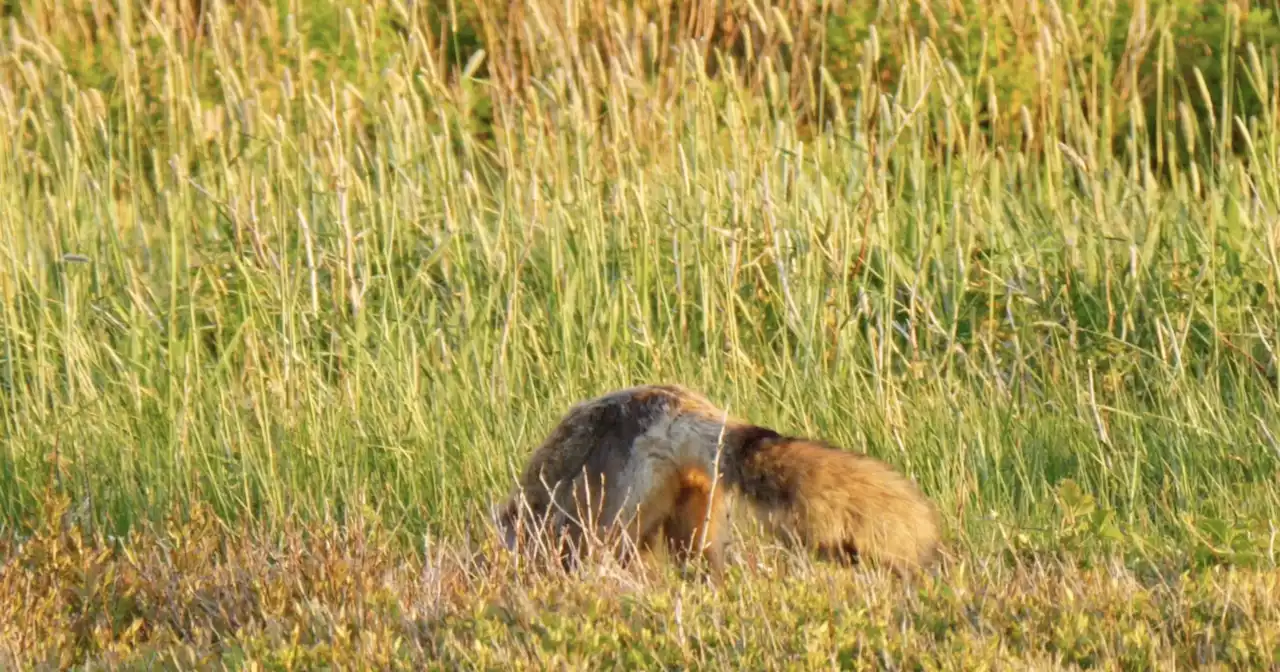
[2,0,1280,667]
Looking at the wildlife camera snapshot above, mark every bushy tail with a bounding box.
[724,427,941,574]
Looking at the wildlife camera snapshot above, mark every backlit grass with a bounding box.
[2,0,1280,666]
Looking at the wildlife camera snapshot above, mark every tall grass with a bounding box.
[3,0,1280,665]
[2,0,1279,567]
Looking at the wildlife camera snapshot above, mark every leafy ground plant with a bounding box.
[3,490,1279,669]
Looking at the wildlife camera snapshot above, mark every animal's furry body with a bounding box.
[494,385,940,576]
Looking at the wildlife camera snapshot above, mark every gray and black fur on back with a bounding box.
[493,386,686,545]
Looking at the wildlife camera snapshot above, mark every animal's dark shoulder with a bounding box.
[723,424,794,507]
[729,424,784,455]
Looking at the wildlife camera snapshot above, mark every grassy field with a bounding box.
[2,0,1280,667]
